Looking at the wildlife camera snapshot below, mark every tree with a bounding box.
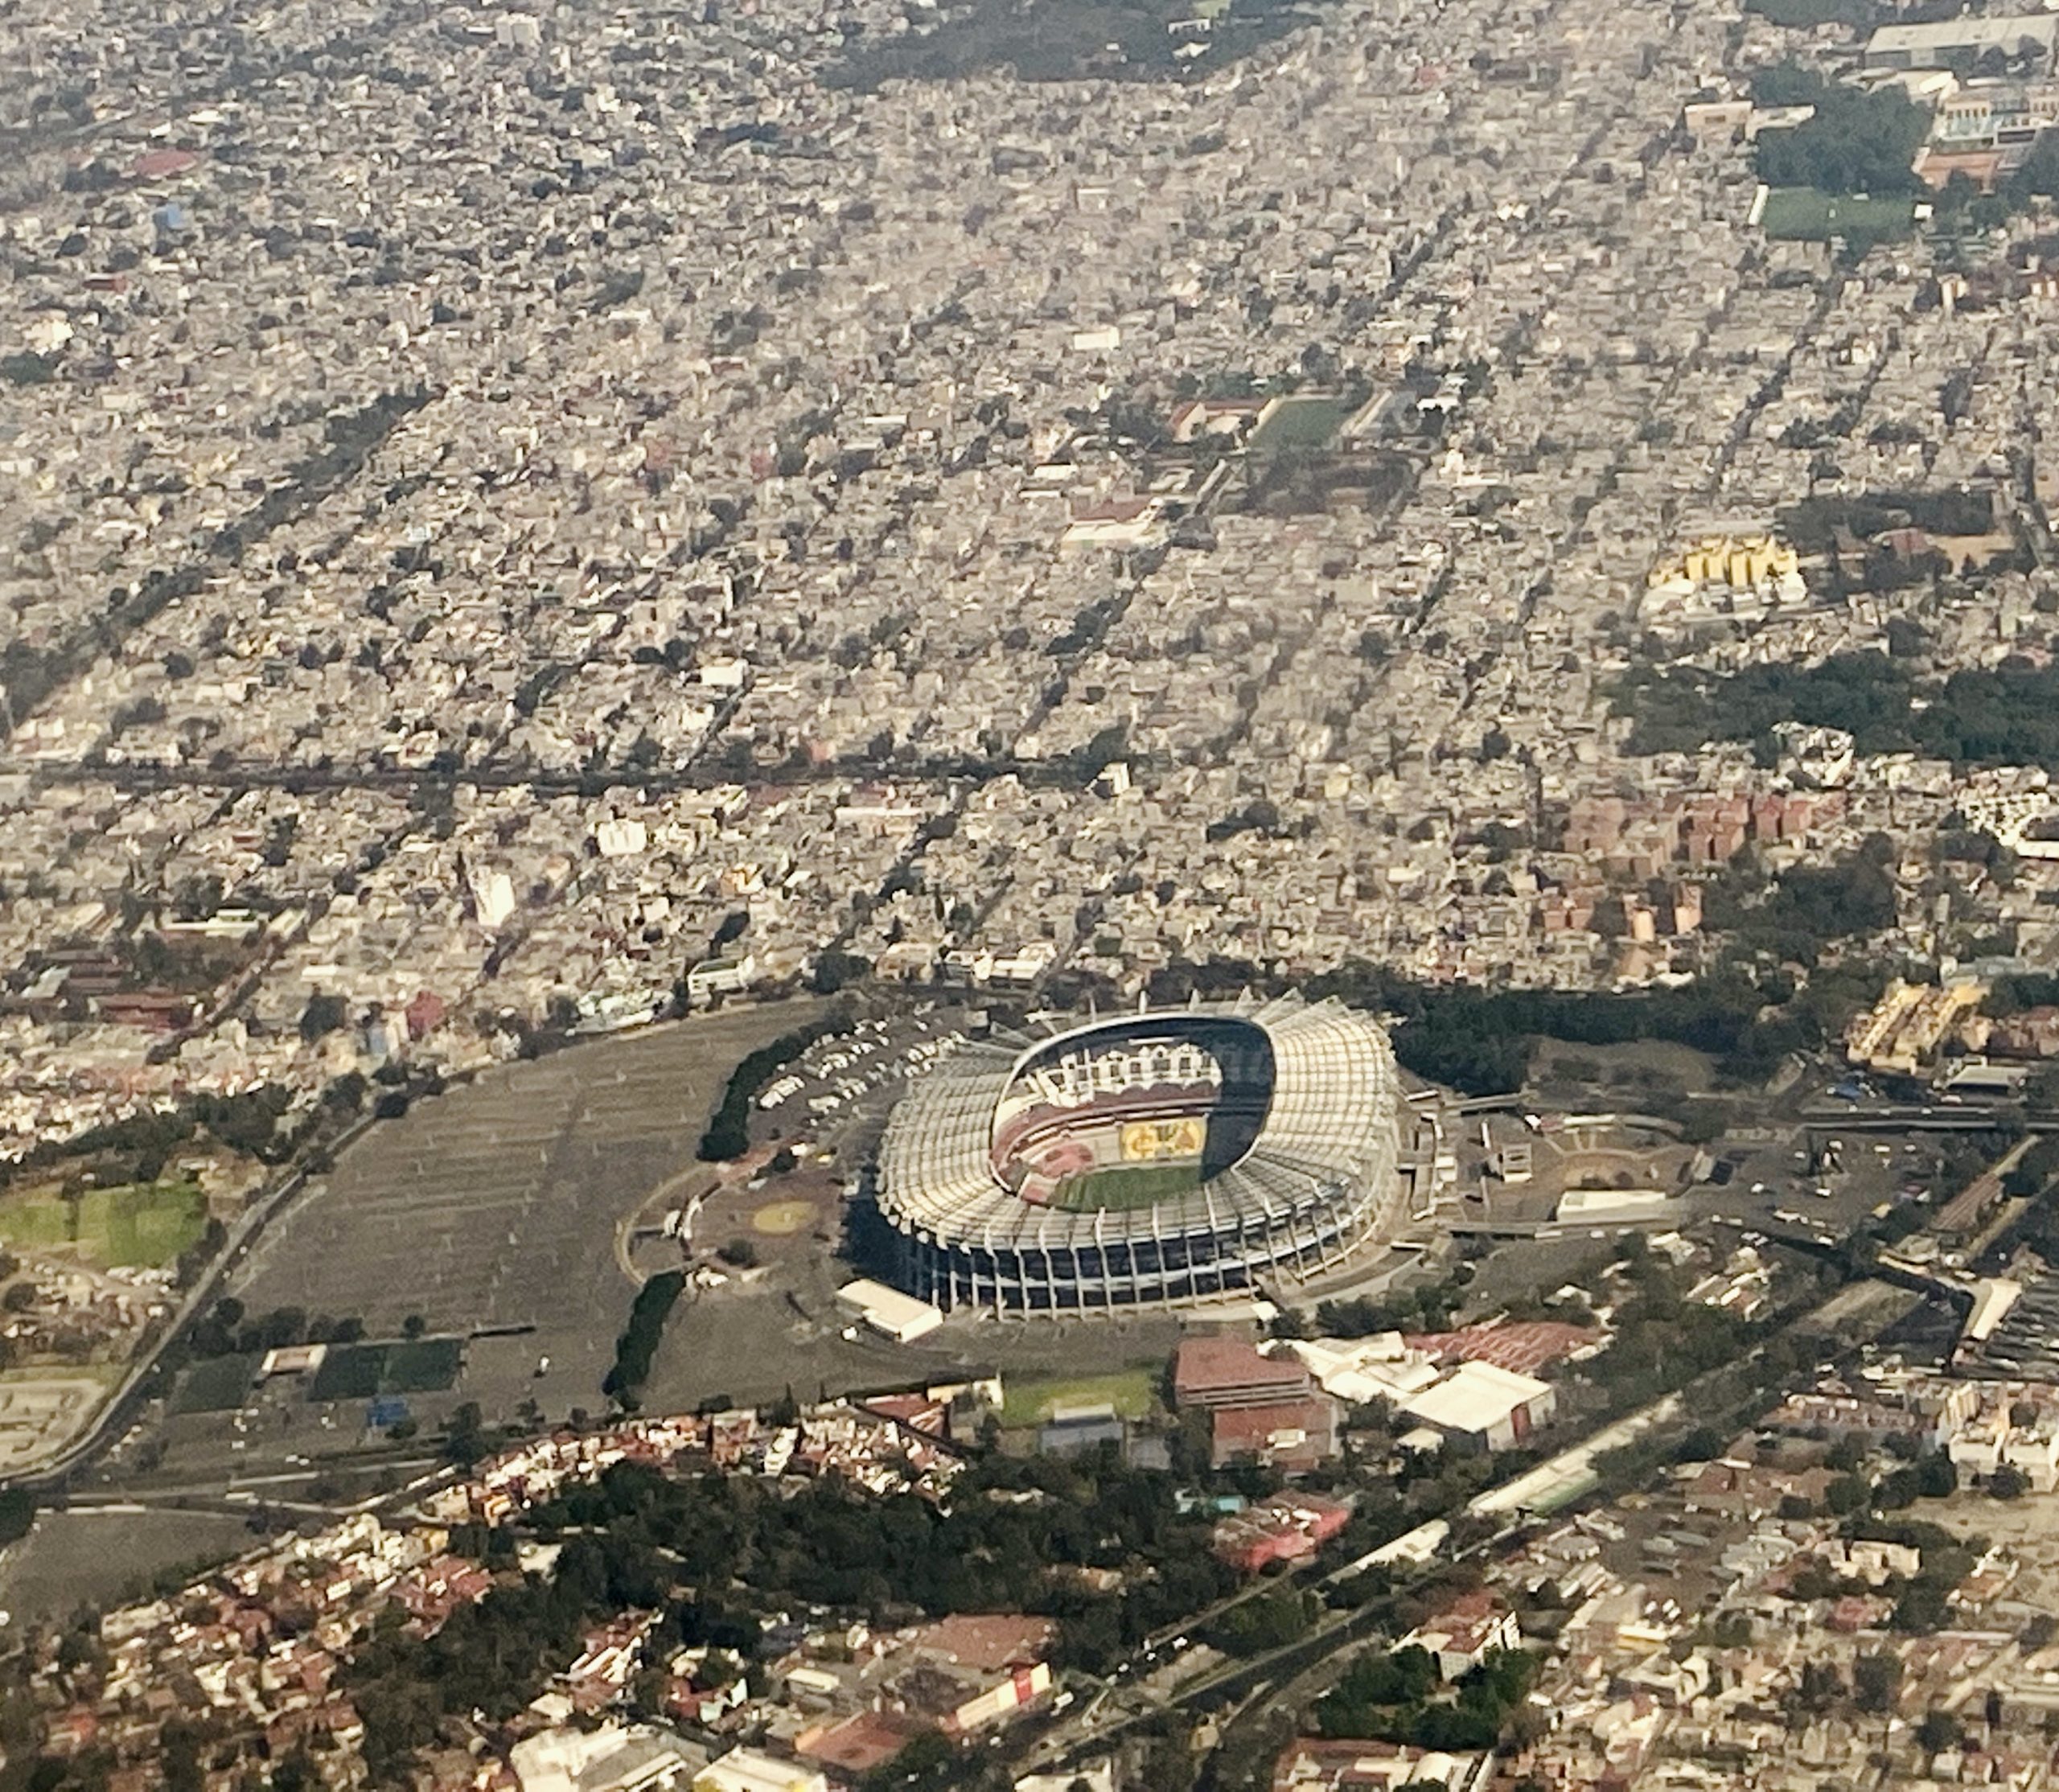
[1854,1650,1902,1712]
[811,950,872,995]
[1893,1582,1950,1634]
[442,1402,487,1467]
[1827,1473,1872,1515]
[1902,1452,1953,1500]
[1917,1710,1962,1755]
[1798,1660,1845,1712]
[1990,1464,2028,1500]
[0,1489,34,1546]
[1708,1612,1753,1649]
[299,993,349,1042]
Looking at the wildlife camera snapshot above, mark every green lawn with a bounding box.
[1001,1367,1163,1428]
[1052,1161,1205,1213]
[1760,187,1913,243]
[1248,393,1356,451]
[175,1354,257,1415]
[311,1345,387,1402]
[0,1182,208,1270]
[382,1337,462,1394]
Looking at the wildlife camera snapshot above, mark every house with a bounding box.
[1211,1494,1352,1573]
[1400,1592,1519,1680]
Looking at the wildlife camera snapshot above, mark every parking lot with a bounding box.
[224,1000,828,1424]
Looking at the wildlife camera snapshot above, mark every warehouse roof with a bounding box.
[1401,1361,1554,1436]
[1867,14,2058,61]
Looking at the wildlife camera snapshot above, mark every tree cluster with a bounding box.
[1578,1244,1757,1416]
[1753,72,1928,197]
[1315,1644,1538,1752]
[1621,647,2059,778]
[697,1013,850,1161]
[602,1270,684,1406]
[530,1447,1237,1679]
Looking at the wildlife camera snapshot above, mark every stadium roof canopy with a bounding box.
[877,992,1396,1254]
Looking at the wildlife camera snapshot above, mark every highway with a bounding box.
[1800,1103,2059,1133]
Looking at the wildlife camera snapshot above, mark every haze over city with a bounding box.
[10,0,2059,1786]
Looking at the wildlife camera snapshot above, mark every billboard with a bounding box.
[1121,1116,1204,1161]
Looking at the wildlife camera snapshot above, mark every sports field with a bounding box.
[1052,1161,1204,1212]
[1248,393,1356,451]
[173,1354,257,1415]
[1001,1367,1162,1428]
[1760,187,1913,242]
[0,1181,208,1270]
[310,1337,463,1402]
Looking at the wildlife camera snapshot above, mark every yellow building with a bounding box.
[1648,533,1800,590]
[1845,978,1987,1078]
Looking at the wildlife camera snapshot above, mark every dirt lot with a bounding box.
[0,1506,257,1622]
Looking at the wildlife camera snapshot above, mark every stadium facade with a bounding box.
[874,993,1402,1313]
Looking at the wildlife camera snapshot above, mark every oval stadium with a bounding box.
[873,994,1402,1313]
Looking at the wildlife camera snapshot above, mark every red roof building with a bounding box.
[1210,1399,1338,1472]
[130,148,199,179]
[1173,1338,1315,1410]
[1211,1494,1351,1574]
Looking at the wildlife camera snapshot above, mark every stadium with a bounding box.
[873,994,1402,1313]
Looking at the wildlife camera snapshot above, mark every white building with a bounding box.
[1399,1362,1557,1453]
[694,1749,830,1792]
[835,1279,946,1343]
[512,1724,701,1792]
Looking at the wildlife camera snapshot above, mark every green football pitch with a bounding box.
[1050,1161,1204,1212]
[0,1181,208,1270]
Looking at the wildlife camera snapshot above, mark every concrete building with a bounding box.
[1865,15,2059,71]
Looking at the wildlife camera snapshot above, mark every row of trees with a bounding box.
[601,1270,683,1406]
[697,1013,851,1160]
[1305,1272,1474,1339]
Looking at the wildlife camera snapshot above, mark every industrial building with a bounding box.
[1864,14,2059,71]
[1399,1360,1558,1453]
[871,995,1403,1313]
[1172,1336,1340,1470]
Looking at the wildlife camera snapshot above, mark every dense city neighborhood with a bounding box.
[14,0,2059,1785]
